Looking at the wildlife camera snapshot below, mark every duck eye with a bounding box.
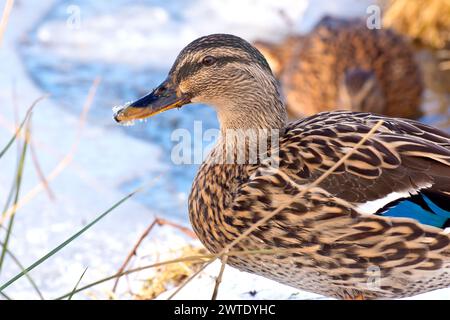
[202,56,217,66]
[154,84,167,95]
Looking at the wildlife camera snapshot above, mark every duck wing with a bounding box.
[234,111,450,230]
[226,112,450,296]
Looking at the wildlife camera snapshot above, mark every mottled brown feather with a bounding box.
[189,111,450,299]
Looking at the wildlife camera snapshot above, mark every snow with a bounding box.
[0,0,448,300]
[157,259,323,300]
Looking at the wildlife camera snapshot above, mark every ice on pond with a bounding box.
[112,101,137,126]
[112,103,129,114]
[119,120,136,127]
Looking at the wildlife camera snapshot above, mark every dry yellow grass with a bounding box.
[134,245,207,300]
[382,0,450,49]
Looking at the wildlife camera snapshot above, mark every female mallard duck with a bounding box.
[254,16,424,119]
[113,34,450,299]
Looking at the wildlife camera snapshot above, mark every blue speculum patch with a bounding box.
[381,193,450,229]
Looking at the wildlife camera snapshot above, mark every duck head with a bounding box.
[114,34,286,130]
[338,68,385,114]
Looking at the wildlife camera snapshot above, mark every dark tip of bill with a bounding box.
[113,112,122,123]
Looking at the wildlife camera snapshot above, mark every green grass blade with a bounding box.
[0,168,17,229]
[68,267,88,300]
[0,95,46,159]
[0,240,44,300]
[0,117,31,274]
[0,188,141,293]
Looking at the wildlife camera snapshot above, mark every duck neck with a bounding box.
[210,82,286,166]
[216,81,287,133]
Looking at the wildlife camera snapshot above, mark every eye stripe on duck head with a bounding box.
[169,34,272,83]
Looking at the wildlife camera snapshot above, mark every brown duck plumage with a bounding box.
[189,111,450,299]
[114,34,450,299]
[255,16,424,119]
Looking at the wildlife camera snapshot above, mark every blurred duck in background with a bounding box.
[255,16,424,119]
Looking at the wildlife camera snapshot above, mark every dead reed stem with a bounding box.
[30,137,55,200]
[0,0,14,46]
[211,251,228,300]
[112,217,195,293]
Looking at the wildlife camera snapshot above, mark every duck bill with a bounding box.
[113,80,191,123]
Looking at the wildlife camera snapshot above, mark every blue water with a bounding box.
[19,0,219,220]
